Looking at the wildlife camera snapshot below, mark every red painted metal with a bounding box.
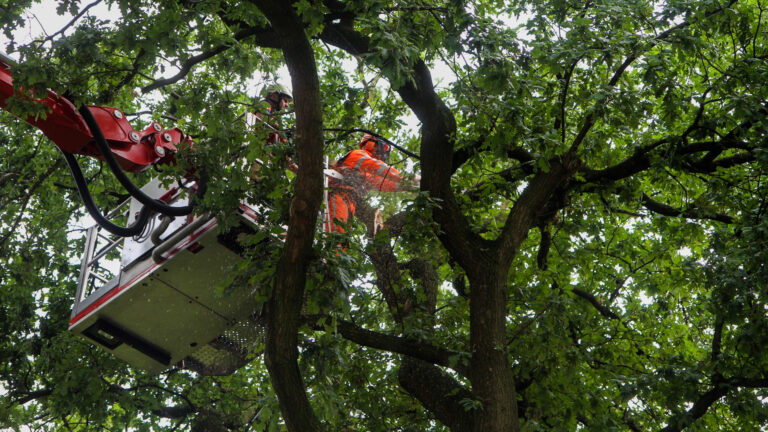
[0,57,191,172]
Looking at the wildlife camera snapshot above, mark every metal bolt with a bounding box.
[163,133,172,142]
[155,146,166,157]
[113,110,123,119]
[130,132,140,142]
[152,123,162,131]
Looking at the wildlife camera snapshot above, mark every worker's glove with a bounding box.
[374,209,384,234]
[400,175,421,191]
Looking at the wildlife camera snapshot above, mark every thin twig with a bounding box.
[37,0,104,44]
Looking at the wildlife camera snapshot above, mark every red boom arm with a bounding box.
[0,56,190,172]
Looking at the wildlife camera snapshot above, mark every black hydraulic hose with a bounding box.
[78,105,199,217]
[61,150,154,237]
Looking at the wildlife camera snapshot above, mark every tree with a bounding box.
[2,0,768,430]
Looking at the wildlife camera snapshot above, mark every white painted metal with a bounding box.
[70,179,263,375]
[71,167,344,375]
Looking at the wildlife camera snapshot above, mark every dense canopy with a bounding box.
[2,0,768,431]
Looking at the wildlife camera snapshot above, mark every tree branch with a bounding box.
[569,1,738,153]
[320,20,487,272]
[578,138,668,186]
[577,134,754,190]
[398,357,474,432]
[110,48,147,96]
[8,389,53,406]
[497,154,580,267]
[685,151,755,173]
[252,2,325,432]
[658,375,768,432]
[711,318,724,362]
[450,121,535,175]
[641,193,734,224]
[571,288,620,320]
[152,405,195,420]
[358,198,477,429]
[308,316,470,377]
[558,55,583,145]
[36,0,103,45]
[141,25,278,93]
[0,159,63,249]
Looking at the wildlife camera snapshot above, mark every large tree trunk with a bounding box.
[252,1,324,431]
[469,272,519,432]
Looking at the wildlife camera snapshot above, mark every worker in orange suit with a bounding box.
[325,134,418,233]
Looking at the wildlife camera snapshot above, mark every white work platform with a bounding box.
[69,179,265,375]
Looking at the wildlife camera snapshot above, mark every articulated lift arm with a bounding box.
[0,53,188,171]
[0,55,273,375]
[0,54,203,235]
[1,54,368,376]
[0,54,350,375]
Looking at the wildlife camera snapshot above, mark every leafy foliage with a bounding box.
[1,0,768,431]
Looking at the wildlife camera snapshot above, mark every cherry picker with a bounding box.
[1,53,277,376]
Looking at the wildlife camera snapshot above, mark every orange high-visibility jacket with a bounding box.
[334,148,401,193]
[325,148,402,233]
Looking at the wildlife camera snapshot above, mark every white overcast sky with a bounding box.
[1,1,117,56]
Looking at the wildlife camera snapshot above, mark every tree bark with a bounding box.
[321,13,587,432]
[468,271,519,432]
[250,1,324,431]
[399,357,475,432]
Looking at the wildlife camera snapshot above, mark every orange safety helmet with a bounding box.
[359,134,390,160]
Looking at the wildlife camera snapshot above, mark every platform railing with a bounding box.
[74,199,131,304]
